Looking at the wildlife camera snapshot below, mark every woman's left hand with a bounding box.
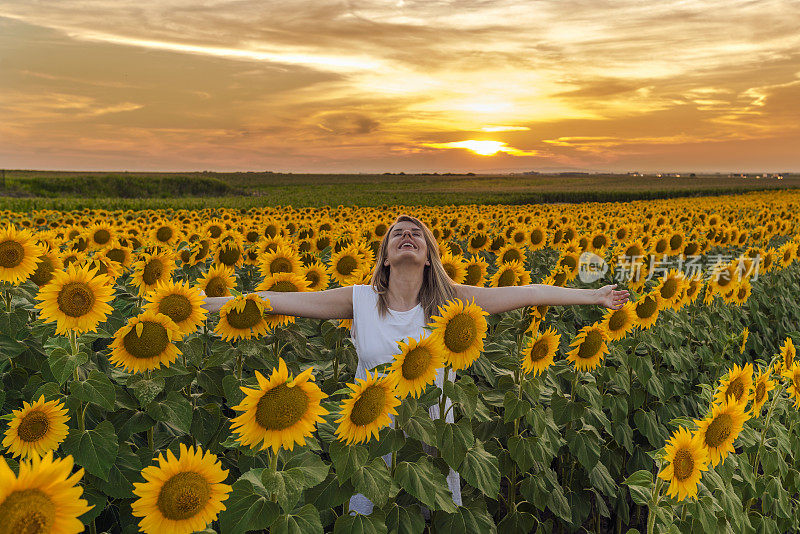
[596,284,630,310]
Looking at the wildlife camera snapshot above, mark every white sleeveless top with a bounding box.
[348,284,462,514]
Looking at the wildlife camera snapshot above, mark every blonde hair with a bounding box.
[369,214,457,323]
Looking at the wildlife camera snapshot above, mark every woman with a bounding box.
[201,214,630,514]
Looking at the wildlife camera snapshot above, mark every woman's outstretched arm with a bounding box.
[200,285,354,320]
[454,283,629,315]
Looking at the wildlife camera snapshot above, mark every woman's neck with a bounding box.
[386,267,423,311]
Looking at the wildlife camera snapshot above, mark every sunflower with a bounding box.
[83,254,122,284]
[467,231,489,254]
[463,256,488,286]
[599,301,636,341]
[631,292,663,331]
[707,261,738,298]
[86,222,117,250]
[776,337,796,374]
[427,297,489,371]
[131,250,177,297]
[212,238,245,271]
[489,260,525,287]
[694,398,750,467]
[0,225,44,285]
[713,363,753,408]
[300,261,330,291]
[750,369,775,418]
[653,269,690,311]
[335,369,401,445]
[230,358,328,453]
[34,263,114,335]
[496,244,526,267]
[150,221,181,247]
[255,272,311,328]
[657,427,709,501]
[143,280,208,337]
[521,325,560,377]
[102,238,134,271]
[28,247,63,288]
[730,279,752,306]
[566,323,611,372]
[109,311,183,373]
[739,327,749,355]
[0,450,92,534]
[387,334,444,399]
[3,395,70,460]
[132,443,232,534]
[258,244,302,278]
[215,294,272,342]
[329,244,368,286]
[439,251,467,284]
[527,225,548,251]
[782,363,800,408]
[196,264,237,298]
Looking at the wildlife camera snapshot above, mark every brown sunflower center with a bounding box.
[270,257,292,274]
[443,313,478,353]
[608,310,628,332]
[401,346,433,380]
[502,249,522,263]
[660,279,678,300]
[470,234,487,248]
[123,321,169,359]
[57,281,95,318]
[0,489,55,534]
[156,227,173,243]
[465,264,481,285]
[18,410,50,442]
[218,246,240,266]
[530,230,544,245]
[106,248,126,264]
[553,272,567,286]
[336,255,357,276]
[497,269,516,287]
[349,384,386,426]
[204,276,228,297]
[755,380,766,404]
[269,281,298,292]
[529,340,549,362]
[255,383,309,430]
[158,294,193,324]
[725,377,745,403]
[577,330,603,360]
[225,300,263,329]
[716,269,732,287]
[673,448,694,481]
[93,229,111,244]
[156,471,210,521]
[29,257,55,287]
[705,413,733,448]
[306,271,320,285]
[142,258,165,285]
[635,296,657,319]
[0,240,25,268]
[443,263,456,280]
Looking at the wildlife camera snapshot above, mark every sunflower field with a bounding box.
[1,190,800,533]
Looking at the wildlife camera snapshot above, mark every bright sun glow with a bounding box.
[422,140,540,157]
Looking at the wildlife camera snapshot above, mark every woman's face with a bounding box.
[384,221,429,269]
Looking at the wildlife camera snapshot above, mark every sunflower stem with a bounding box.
[438,366,450,427]
[147,426,154,451]
[236,351,243,380]
[753,376,783,480]
[89,521,97,534]
[3,287,11,312]
[391,450,396,476]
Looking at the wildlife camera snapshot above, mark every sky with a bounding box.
[1,0,799,173]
